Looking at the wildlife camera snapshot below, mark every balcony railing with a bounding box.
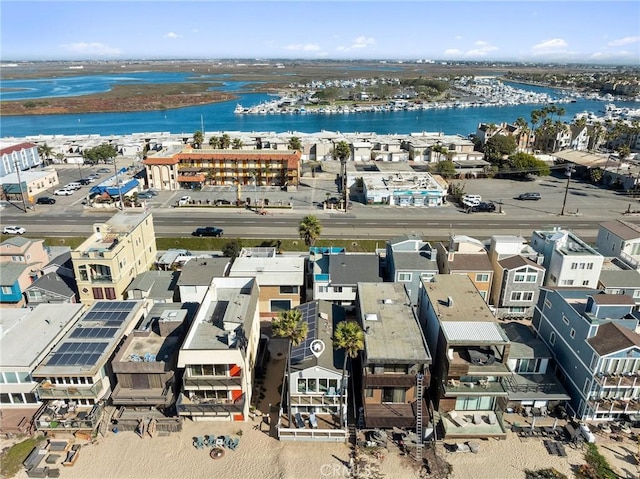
[35,404,102,432]
[176,393,245,416]
[90,275,113,283]
[364,373,425,388]
[183,376,242,389]
[593,372,640,388]
[36,379,103,399]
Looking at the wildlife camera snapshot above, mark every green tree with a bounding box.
[220,133,231,149]
[617,144,631,161]
[209,136,220,149]
[334,141,351,209]
[590,167,603,184]
[231,138,243,150]
[298,215,322,246]
[433,159,457,178]
[288,137,302,151]
[507,152,551,177]
[222,239,243,261]
[484,134,517,163]
[333,320,364,428]
[193,130,204,149]
[82,143,118,164]
[272,308,308,427]
[37,143,54,166]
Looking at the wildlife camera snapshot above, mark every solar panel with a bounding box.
[58,343,71,353]
[290,302,319,364]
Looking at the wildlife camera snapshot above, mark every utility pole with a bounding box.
[12,157,28,213]
[114,158,125,210]
[560,166,575,216]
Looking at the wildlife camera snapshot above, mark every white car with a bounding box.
[178,195,191,206]
[3,226,26,235]
[54,188,74,196]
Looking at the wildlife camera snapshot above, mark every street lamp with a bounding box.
[251,172,258,209]
[560,166,575,216]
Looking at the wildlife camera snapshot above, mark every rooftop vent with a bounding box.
[383,298,395,304]
[447,296,454,307]
[365,313,379,321]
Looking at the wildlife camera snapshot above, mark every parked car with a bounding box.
[54,188,74,196]
[216,199,231,205]
[517,192,541,201]
[97,168,111,174]
[178,195,191,206]
[193,227,224,237]
[64,182,82,190]
[78,178,93,185]
[471,201,496,213]
[87,173,100,180]
[3,226,26,235]
[36,196,56,205]
[147,189,159,196]
[137,192,154,199]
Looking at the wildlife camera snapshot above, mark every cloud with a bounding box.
[455,35,463,41]
[164,32,182,39]
[444,48,462,56]
[475,40,490,47]
[462,41,498,57]
[532,38,568,51]
[284,43,321,52]
[607,36,640,47]
[61,42,120,57]
[337,36,376,52]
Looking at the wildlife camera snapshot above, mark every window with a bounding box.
[571,262,578,270]
[582,280,590,286]
[318,286,329,293]
[586,263,594,270]
[334,286,343,293]
[562,315,569,325]
[270,300,291,312]
[1,286,12,294]
[510,291,534,302]
[475,273,489,282]
[514,273,526,282]
[4,372,17,383]
[560,279,574,286]
[517,358,542,373]
[479,291,487,299]
[570,328,576,339]
[280,285,299,294]
[382,388,406,403]
[189,364,226,376]
[544,299,552,309]
[383,364,408,374]
[583,378,591,394]
[398,273,412,282]
[0,394,10,404]
[92,288,104,300]
[579,263,586,269]
[104,287,117,300]
[526,274,538,282]
[508,307,526,313]
[297,378,319,393]
[549,332,556,346]
[365,388,374,398]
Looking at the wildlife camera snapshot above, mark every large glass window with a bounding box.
[455,396,495,411]
[382,388,406,403]
[104,287,117,300]
[92,288,104,300]
[279,286,299,294]
[4,372,18,383]
[78,265,89,282]
[270,300,291,312]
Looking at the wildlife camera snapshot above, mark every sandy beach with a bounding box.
[4,419,639,479]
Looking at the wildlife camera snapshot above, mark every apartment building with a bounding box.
[71,212,157,305]
[597,219,640,270]
[0,237,50,308]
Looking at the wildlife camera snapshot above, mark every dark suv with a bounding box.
[193,227,224,237]
[471,201,496,212]
[517,192,541,201]
[36,197,56,205]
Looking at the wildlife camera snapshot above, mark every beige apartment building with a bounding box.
[71,212,157,305]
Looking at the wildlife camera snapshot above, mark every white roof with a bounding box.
[441,321,508,343]
[229,256,304,285]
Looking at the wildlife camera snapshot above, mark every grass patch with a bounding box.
[0,435,46,478]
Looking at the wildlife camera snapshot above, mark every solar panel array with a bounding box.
[290,302,318,364]
[70,327,119,339]
[48,342,108,366]
[83,301,137,323]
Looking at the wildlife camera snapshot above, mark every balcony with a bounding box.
[176,393,244,416]
[593,372,640,388]
[290,394,341,407]
[183,376,242,389]
[589,396,640,415]
[111,384,173,407]
[443,378,508,397]
[363,372,428,388]
[364,400,425,429]
[35,403,102,432]
[36,379,103,400]
[448,348,510,377]
[90,274,113,283]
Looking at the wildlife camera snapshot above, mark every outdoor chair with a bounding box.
[488,412,497,425]
[455,443,471,453]
[309,413,319,429]
[228,437,240,451]
[294,413,305,428]
[205,435,217,447]
[448,411,469,428]
[193,436,205,450]
[473,413,483,425]
[215,437,224,448]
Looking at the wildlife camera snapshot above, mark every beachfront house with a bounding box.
[384,234,439,307]
[176,277,260,422]
[530,228,604,288]
[177,257,229,304]
[25,272,78,305]
[308,249,381,311]
[0,237,50,308]
[31,300,145,434]
[71,212,157,306]
[357,282,432,429]
[278,300,348,442]
[110,304,189,432]
[126,270,178,304]
[598,260,640,304]
[417,275,510,439]
[0,304,84,435]
[532,288,640,422]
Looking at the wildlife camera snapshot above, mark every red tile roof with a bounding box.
[0,142,37,155]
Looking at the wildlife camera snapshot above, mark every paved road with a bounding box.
[3,164,640,242]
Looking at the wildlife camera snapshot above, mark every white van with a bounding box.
[461,194,481,207]
[65,182,82,190]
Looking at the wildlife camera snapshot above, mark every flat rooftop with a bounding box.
[422,274,495,322]
[229,255,304,286]
[0,304,84,368]
[358,282,431,363]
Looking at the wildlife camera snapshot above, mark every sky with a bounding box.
[2,1,639,65]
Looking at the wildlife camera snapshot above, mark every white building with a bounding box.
[597,220,640,270]
[0,142,42,177]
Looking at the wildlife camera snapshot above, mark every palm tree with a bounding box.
[298,215,322,246]
[288,137,302,151]
[220,133,231,149]
[272,308,308,427]
[334,141,351,210]
[37,143,54,166]
[193,130,204,149]
[333,320,364,428]
[209,136,220,149]
[232,138,243,150]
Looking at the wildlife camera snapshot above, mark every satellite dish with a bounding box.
[310,339,325,358]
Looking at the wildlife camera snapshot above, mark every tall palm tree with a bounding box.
[334,141,351,210]
[272,308,308,427]
[37,143,54,165]
[232,138,243,150]
[298,215,322,246]
[220,133,231,149]
[209,136,220,149]
[333,320,364,428]
[193,130,204,149]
